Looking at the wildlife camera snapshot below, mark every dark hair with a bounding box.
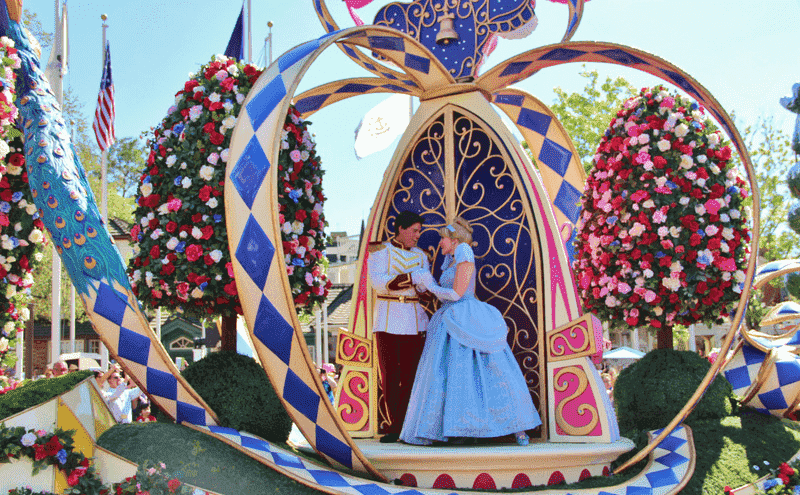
[394,211,425,234]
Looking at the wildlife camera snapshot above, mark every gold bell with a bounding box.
[436,4,459,45]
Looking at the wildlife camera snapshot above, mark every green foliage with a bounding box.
[97,422,321,495]
[181,351,292,443]
[746,287,771,330]
[114,460,196,494]
[548,68,636,173]
[786,272,800,299]
[0,371,92,420]
[789,202,800,234]
[107,137,148,200]
[614,349,734,432]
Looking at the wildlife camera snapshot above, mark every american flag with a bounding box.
[93,41,115,151]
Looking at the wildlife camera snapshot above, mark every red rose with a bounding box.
[149,245,160,259]
[198,185,213,202]
[201,225,214,239]
[224,280,238,296]
[295,210,307,222]
[202,122,216,134]
[210,131,225,145]
[204,254,214,265]
[186,244,204,262]
[192,213,203,223]
[168,479,182,492]
[166,221,178,233]
[0,189,11,201]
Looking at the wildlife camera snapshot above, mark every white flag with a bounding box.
[354,94,411,159]
[44,2,68,96]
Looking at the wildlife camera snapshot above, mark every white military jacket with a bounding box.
[368,239,430,335]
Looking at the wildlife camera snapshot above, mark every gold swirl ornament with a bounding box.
[554,366,599,436]
[74,210,85,222]
[73,233,86,246]
[86,226,98,238]
[84,256,97,270]
[54,216,66,229]
[47,195,58,208]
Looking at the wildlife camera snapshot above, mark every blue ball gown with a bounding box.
[399,243,541,445]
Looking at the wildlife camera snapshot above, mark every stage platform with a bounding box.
[352,437,635,489]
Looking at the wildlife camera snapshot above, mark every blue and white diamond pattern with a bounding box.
[192,424,693,495]
[754,259,800,289]
[747,348,800,417]
[723,343,767,395]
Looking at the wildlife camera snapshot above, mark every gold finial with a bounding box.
[101,14,108,21]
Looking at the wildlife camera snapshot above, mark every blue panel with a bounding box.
[539,138,572,177]
[368,36,405,52]
[176,401,207,426]
[308,469,351,487]
[235,215,274,290]
[494,93,524,106]
[335,83,376,94]
[253,294,294,365]
[247,76,286,131]
[354,485,392,495]
[776,360,800,386]
[517,108,551,136]
[646,468,679,489]
[146,367,178,401]
[230,136,270,210]
[94,282,127,326]
[778,302,800,314]
[343,44,358,59]
[117,327,150,366]
[539,48,586,61]
[241,435,270,452]
[565,222,578,264]
[208,425,239,436]
[283,369,320,423]
[402,80,418,88]
[759,388,789,410]
[278,40,320,72]
[554,181,583,224]
[789,332,800,346]
[499,61,532,77]
[742,344,766,365]
[364,63,376,71]
[656,434,686,452]
[273,450,305,469]
[404,53,430,74]
[625,486,653,495]
[655,452,688,468]
[315,426,353,469]
[381,72,399,80]
[661,69,703,103]
[596,49,648,66]
[724,366,752,391]
[382,84,410,93]
[295,94,330,115]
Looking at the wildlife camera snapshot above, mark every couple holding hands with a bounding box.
[369,211,541,446]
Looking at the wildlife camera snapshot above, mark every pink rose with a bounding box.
[704,199,721,215]
[167,198,182,212]
[659,96,674,108]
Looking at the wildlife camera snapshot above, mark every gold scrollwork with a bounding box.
[549,323,590,360]
[553,366,599,436]
[337,371,370,431]
[338,331,371,366]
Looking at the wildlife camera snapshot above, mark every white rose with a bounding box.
[697,155,708,164]
[132,269,141,282]
[20,307,30,320]
[28,229,43,243]
[680,154,694,169]
[0,335,9,351]
[181,177,192,188]
[662,277,681,291]
[5,285,15,298]
[206,197,218,208]
[191,287,204,299]
[34,252,43,262]
[199,165,214,181]
[179,231,188,239]
[166,155,177,167]
[674,123,689,138]
[644,268,654,278]
[150,228,163,240]
[735,270,746,283]
[140,183,153,197]
[7,164,21,175]
[695,204,706,215]
[220,149,230,162]
[210,249,223,263]
[1,238,12,250]
[656,139,670,152]
[26,204,37,215]
[708,133,720,147]
[166,237,179,250]
[191,226,203,239]
[291,221,304,235]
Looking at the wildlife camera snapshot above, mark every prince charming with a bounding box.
[367,211,431,443]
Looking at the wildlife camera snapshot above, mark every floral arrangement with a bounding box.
[277,106,332,311]
[128,55,331,317]
[8,488,59,495]
[0,35,45,368]
[112,461,206,495]
[128,55,262,318]
[725,458,800,495]
[573,86,751,330]
[0,424,105,495]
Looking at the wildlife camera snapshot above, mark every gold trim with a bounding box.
[741,348,779,405]
[553,366,599,436]
[337,370,371,432]
[548,314,595,361]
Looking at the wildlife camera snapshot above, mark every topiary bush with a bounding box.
[181,351,292,443]
[0,371,93,420]
[614,349,734,432]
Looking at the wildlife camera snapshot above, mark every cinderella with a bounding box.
[400,217,541,446]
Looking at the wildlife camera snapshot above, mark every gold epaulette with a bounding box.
[367,241,387,254]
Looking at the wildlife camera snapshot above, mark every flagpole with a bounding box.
[99,13,110,370]
[247,0,252,64]
[266,21,273,66]
[50,0,65,370]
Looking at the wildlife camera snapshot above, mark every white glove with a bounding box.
[411,269,435,290]
[427,282,461,302]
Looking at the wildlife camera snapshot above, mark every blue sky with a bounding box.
[33,0,800,237]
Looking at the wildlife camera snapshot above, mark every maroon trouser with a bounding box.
[375,332,425,435]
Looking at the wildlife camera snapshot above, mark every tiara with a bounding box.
[445,224,455,232]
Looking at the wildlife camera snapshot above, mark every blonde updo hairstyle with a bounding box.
[438,216,474,246]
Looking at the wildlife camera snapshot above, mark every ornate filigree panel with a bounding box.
[552,366,601,437]
[548,314,601,362]
[377,106,543,428]
[336,369,372,434]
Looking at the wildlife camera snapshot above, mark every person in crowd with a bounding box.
[52,361,68,377]
[136,403,157,423]
[601,373,614,404]
[98,366,141,423]
[319,368,335,404]
[68,364,79,373]
[44,368,54,379]
[367,210,431,443]
[401,217,541,446]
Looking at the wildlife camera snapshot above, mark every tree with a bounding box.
[549,68,636,173]
[573,86,751,349]
[107,137,147,198]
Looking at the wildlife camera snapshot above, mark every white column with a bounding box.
[15,335,23,380]
[69,284,76,352]
[631,328,640,352]
[689,324,697,352]
[314,308,322,367]
[322,302,329,364]
[156,307,162,340]
[50,247,61,367]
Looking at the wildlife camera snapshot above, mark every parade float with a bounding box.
[6,0,797,493]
